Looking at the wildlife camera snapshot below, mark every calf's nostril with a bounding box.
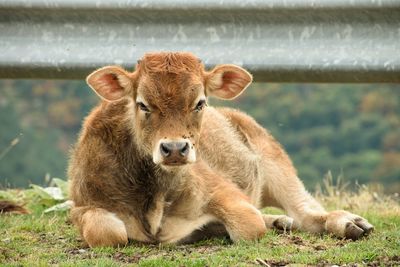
[160,143,171,157]
[180,142,190,157]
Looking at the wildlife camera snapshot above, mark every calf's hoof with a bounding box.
[325,210,374,240]
[344,217,374,240]
[272,215,294,232]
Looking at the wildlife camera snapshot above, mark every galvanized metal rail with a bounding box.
[0,0,399,82]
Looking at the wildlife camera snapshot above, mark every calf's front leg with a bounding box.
[207,183,267,242]
[71,207,128,247]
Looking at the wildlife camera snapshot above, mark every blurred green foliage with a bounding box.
[0,80,399,192]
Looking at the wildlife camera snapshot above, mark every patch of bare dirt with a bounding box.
[65,248,98,260]
[177,244,223,256]
[0,248,12,260]
[255,258,289,267]
[287,235,304,245]
[366,255,400,267]
[254,255,400,267]
[278,234,350,251]
[112,252,142,264]
[314,244,327,251]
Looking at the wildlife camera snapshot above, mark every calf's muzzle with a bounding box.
[159,141,190,165]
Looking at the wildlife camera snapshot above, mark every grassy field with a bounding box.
[1,181,399,266]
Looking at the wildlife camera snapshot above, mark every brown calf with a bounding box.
[68,52,373,247]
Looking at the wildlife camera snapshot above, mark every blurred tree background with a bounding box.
[0,80,399,193]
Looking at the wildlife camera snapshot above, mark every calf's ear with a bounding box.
[205,64,252,100]
[86,66,134,101]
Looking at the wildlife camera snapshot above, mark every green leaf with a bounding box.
[28,184,54,200]
[51,178,69,198]
[44,200,73,213]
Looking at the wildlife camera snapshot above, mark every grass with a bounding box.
[1,181,399,266]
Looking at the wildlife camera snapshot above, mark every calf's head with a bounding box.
[86,52,252,167]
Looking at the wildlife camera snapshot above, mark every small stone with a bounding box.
[2,238,11,243]
[78,249,86,253]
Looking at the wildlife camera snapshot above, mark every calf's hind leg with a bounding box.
[262,175,374,240]
[71,207,128,247]
[209,109,373,240]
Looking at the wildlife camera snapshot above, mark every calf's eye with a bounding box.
[137,102,150,112]
[195,99,207,112]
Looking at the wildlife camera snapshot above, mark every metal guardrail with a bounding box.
[0,0,399,82]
